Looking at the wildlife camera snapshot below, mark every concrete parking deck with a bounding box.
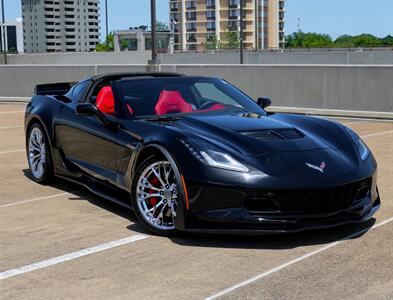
[0,102,392,300]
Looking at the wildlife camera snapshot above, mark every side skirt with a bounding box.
[56,174,133,210]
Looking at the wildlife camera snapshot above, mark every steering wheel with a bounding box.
[199,100,221,110]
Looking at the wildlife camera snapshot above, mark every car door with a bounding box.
[55,82,128,186]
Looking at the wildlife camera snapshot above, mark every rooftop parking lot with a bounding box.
[1,102,392,300]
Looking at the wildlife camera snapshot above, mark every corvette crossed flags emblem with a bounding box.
[305,161,327,173]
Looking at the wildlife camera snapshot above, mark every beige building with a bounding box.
[169,0,285,51]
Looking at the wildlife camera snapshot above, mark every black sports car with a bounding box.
[25,72,380,235]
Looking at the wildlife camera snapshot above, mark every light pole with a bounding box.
[150,0,158,64]
[105,0,109,48]
[239,0,244,64]
[1,0,7,64]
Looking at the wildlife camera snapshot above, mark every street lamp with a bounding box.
[105,0,109,48]
[150,0,158,64]
[239,0,244,64]
[1,0,7,64]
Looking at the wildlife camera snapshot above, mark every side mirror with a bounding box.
[257,97,272,109]
[76,103,119,130]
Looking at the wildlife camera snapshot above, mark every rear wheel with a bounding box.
[27,123,54,183]
[132,156,180,236]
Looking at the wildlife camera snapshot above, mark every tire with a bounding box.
[26,123,54,184]
[132,155,181,236]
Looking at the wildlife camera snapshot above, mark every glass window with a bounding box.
[112,77,263,118]
[194,82,238,105]
[206,21,215,30]
[68,80,89,102]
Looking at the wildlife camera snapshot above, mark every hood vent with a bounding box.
[240,128,304,141]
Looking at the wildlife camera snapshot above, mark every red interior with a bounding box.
[96,86,115,115]
[97,87,225,117]
[155,90,193,115]
[197,103,225,112]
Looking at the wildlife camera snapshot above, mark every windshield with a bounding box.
[112,77,264,118]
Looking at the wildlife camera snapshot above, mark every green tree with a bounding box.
[381,35,393,46]
[352,34,381,47]
[95,32,114,52]
[334,35,355,47]
[285,31,332,48]
[205,34,219,50]
[130,25,148,31]
[156,21,169,31]
[220,31,240,49]
[286,32,392,49]
[120,39,129,51]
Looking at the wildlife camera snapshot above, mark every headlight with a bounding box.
[182,139,249,173]
[345,127,370,160]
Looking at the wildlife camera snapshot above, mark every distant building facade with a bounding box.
[22,0,100,52]
[114,30,171,53]
[0,18,24,53]
[169,0,285,51]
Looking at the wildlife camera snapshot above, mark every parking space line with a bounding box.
[0,192,72,209]
[205,215,393,300]
[0,235,149,280]
[0,149,25,154]
[342,121,367,126]
[0,111,25,114]
[361,130,393,139]
[0,126,24,130]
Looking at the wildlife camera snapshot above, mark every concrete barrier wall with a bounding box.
[161,65,393,112]
[0,65,149,97]
[0,51,151,65]
[1,50,392,65]
[0,64,392,113]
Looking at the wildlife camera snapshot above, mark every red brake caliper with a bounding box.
[149,177,159,207]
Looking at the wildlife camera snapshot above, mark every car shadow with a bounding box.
[22,169,140,224]
[23,169,377,250]
[165,219,376,250]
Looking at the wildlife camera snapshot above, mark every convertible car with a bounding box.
[25,72,380,235]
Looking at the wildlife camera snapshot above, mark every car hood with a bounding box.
[166,112,343,155]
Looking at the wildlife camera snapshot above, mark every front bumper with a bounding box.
[178,173,380,234]
[183,196,380,234]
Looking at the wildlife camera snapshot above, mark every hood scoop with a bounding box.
[240,128,304,141]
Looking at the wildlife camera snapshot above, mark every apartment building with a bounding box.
[0,18,24,53]
[22,0,100,53]
[169,0,285,51]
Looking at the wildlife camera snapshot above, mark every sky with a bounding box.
[1,0,392,40]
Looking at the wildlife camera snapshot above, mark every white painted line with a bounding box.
[325,116,393,123]
[0,111,25,114]
[0,125,23,130]
[0,192,71,209]
[205,216,393,300]
[0,235,149,280]
[361,130,393,139]
[342,120,367,126]
[0,149,25,154]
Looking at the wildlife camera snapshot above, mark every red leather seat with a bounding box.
[96,86,115,115]
[155,90,193,115]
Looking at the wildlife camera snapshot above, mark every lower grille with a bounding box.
[244,178,372,214]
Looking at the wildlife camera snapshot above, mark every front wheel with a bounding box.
[132,157,181,236]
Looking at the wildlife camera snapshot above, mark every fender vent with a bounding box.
[240,128,304,141]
